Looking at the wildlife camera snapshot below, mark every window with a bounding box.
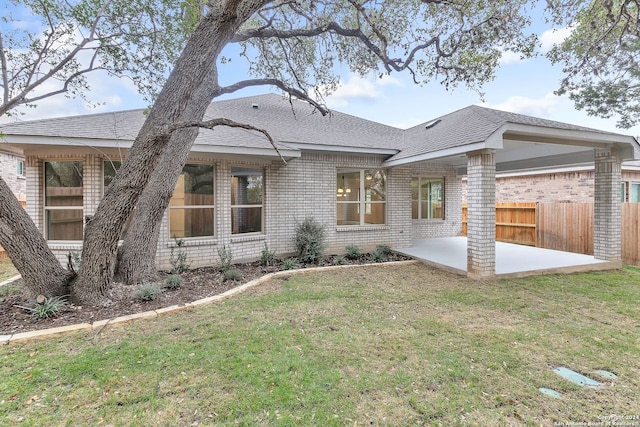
[44,161,83,240]
[411,177,444,219]
[169,164,215,238]
[16,160,24,176]
[231,166,263,234]
[631,183,640,203]
[336,169,386,226]
[622,182,627,202]
[103,160,121,191]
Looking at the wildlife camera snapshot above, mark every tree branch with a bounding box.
[218,78,330,115]
[164,117,288,165]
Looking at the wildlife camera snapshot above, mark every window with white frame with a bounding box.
[231,166,263,234]
[336,169,386,226]
[622,182,627,202]
[169,164,215,238]
[411,177,444,219]
[16,160,24,176]
[631,182,640,203]
[44,161,83,240]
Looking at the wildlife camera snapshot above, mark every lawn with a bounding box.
[0,257,17,282]
[1,263,639,426]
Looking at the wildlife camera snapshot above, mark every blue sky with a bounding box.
[4,5,639,138]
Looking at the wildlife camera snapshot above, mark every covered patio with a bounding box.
[397,237,618,278]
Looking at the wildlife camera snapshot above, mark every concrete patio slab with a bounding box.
[397,236,617,278]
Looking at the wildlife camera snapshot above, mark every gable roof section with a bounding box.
[1,95,637,170]
[0,94,403,158]
[384,105,634,167]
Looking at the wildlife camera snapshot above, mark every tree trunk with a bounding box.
[71,0,266,305]
[0,178,73,297]
[115,72,221,284]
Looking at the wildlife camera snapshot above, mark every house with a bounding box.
[461,159,640,203]
[1,94,638,279]
[0,145,26,197]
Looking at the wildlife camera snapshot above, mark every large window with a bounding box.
[631,182,640,203]
[412,177,443,219]
[169,164,215,238]
[336,169,386,226]
[45,161,83,240]
[231,166,263,234]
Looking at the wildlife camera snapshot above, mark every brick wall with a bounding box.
[26,152,463,270]
[0,150,26,196]
[461,168,640,203]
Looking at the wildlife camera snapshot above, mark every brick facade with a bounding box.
[27,152,462,270]
[594,149,622,262]
[466,149,496,278]
[0,150,26,196]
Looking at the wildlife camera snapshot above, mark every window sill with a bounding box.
[231,234,266,243]
[412,218,445,222]
[336,225,389,232]
[167,238,217,248]
[48,241,83,250]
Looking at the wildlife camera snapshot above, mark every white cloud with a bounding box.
[484,92,560,117]
[499,50,526,65]
[540,26,574,53]
[323,73,403,108]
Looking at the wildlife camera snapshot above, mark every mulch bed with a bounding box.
[0,253,412,335]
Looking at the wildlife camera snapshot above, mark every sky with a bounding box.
[3,4,639,139]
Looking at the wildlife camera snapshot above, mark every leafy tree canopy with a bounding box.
[0,0,191,116]
[548,0,640,129]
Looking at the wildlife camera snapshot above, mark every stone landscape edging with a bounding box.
[1,260,419,346]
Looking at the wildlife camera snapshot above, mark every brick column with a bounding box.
[466,149,496,279]
[594,148,622,263]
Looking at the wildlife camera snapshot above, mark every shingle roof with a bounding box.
[0,94,405,152]
[389,104,624,162]
[0,95,632,161]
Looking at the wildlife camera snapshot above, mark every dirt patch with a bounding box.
[0,253,412,335]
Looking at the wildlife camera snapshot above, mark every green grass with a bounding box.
[0,258,18,282]
[1,263,640,426]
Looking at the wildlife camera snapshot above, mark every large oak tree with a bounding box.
[1,0,540,304]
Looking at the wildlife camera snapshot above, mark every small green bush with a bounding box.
[294,217,325,264]
[165,274,183,290]
[282,259,300,270]
[375,245,392,257]
[170,238,191,274]
[261,243,276,266]
[132,282,163,301]
[29,295,68,320]
[217,244,233,272]
[371,250,384,263]
[334,255,345,265]
[223,268,242,282]
[345,244,361,260]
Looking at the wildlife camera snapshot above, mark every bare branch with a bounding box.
[165,117,287,165]
[218,78,330,115]
[0,29,9,106]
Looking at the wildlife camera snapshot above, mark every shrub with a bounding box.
[371,250,384,263]
[217,244,233,272]
[261,243,276,266]
[132,282,163,301]
[282,259,300,270]
[375,244,392,257]
[29,295,68,320]
[294,217,325,264]
[170,238,190,274]
[223,268,242,282]
[165,274,183,290]
[334,255,345,265]
[345,244,361,260]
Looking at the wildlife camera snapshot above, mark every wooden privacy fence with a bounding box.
[462,202,640,266]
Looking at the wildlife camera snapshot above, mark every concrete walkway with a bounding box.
[397,236,617,278]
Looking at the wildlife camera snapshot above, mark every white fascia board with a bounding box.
[504,123,635,145]
[382,141,489,167]
[191,144,301,159]
[283,141,398,156]
[1,134,134,149]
